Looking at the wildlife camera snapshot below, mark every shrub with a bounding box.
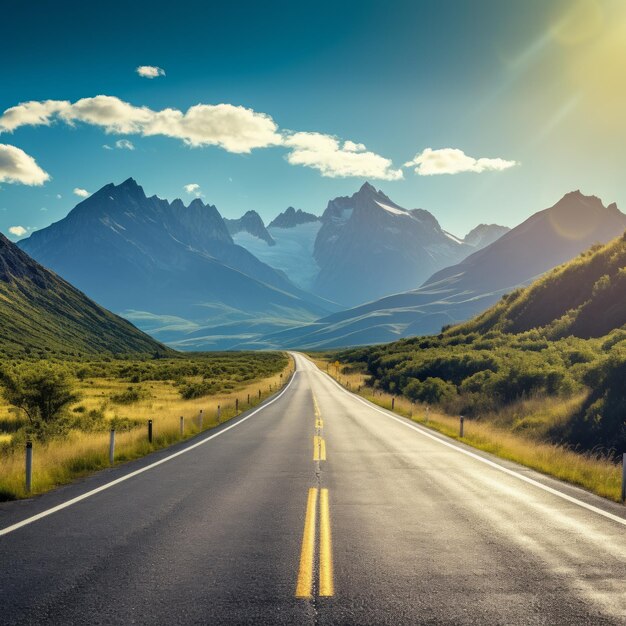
[0,363,79,440]
[403,377,457,404]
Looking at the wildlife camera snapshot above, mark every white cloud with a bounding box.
[8,225,27,236]
[73,187,90,198]
[56,193,62,199]
[102,144,113,150]
[0,96,403,179]
[115,139,135,150]
[0,144,50,185]
[0,96,282,154]
[343,140,366,152]
[136,65,166,79]
[0,100,70,133]
[184,183,202,197]
[404,148,517,175]
[283,132,403,180]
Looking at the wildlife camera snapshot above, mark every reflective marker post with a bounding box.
[180,416,184,437]
[109,429,115,465]
[622,453,626,503]
[148,419,153,444]
[459,416,465,438]
[25,441,33,493]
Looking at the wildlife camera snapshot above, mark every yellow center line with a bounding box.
[313,393,321,418]
[316,418,323,429]
[313,435,327,461]
[319,488,334,596]
[295,488,318,598]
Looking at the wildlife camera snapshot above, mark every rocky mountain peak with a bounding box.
[268,207,320,229]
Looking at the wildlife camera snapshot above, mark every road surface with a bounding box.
[1,353,626,625]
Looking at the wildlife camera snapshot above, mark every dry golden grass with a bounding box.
[311,356,622,502]
[0,359,294,500]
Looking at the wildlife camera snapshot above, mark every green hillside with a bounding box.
[0,233,168,357]
[454,230,626,339]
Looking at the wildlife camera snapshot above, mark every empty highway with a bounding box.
[1,353,626,625]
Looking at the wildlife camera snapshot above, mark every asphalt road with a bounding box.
[1,353,626,625]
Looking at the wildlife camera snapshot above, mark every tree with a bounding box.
[0,363,79,438]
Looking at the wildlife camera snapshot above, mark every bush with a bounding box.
[0,363,79,440]
[111,386,150,405]
[403,377,457,404]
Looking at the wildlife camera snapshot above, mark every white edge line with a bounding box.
[307,356,626,528]
[0,371,298,537]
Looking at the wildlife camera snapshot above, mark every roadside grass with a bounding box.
[311,356,622,502]
[0,356,293,501]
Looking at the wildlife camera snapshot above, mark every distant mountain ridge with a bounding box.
[269,207,320,229]
[19,178,332,350]
[250,190,626,349]
[224,210,275,246]
[0,232,165,356]
[463,223,510,248]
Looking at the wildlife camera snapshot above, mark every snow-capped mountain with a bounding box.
[254,190,626,349]
[312,182,473,306]
[232,207,322,291]
[18,178,332,349]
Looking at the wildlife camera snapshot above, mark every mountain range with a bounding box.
[230,183,507,303]
[18,178,332,350]
[253,191,626,349]
[15,178,621,353]
[0,232,164,357]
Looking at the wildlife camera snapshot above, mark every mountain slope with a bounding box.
[0,233,166,356]
[455,230,626,339]
[256,191,626,349]
[311,182,473,306]
[18,178,332,350]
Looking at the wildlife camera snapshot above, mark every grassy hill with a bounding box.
[0,233,168,357]
[454,230,626,339]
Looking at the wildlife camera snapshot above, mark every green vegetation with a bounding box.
[337,329,626,455]
[0,351,291,500]
[0,362,80,440]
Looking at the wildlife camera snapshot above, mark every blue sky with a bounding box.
[1,0,625,239]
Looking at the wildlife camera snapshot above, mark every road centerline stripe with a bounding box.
[319,488,334,596]
[295,487,318,598]
[313,435,326,461]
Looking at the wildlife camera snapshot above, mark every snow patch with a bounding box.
[442,230,464,244]
[375,200,408,216]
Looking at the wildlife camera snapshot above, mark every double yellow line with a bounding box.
[295,487,334,597]
[296,392,334,598]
